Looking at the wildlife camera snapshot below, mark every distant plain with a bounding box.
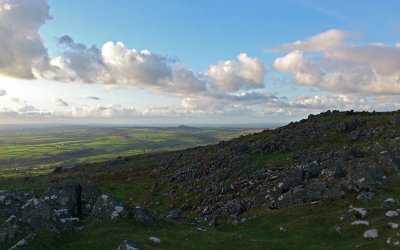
[0,125,262,177]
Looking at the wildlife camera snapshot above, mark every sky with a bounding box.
[0,0,400,125]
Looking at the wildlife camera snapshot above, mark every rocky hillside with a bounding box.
[0,110,400,249]
[152,110,400,222]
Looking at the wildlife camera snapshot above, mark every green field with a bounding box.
[0,126,261,177]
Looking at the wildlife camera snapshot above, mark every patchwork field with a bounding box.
[0,125,261,177]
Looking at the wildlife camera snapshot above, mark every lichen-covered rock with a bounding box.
[90,195,131,221]
[45,180,82,218]
[133,204,154,225]
[21,199,59,233]
[117,240,142,250]
[0,191,35,218]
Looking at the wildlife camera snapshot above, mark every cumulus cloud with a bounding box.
[0,0,268,105]
[0,0,51,78]
[271,29,400,95]
[0,103,51,117]
[273,50,321,85]
[206,53,266,93]
[0,89,6,96]
[48,38,265,96]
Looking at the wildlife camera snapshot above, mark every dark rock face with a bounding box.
[81,180,101,216]
[45,180,82,218]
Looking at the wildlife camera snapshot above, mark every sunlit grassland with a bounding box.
[0,126,261,176]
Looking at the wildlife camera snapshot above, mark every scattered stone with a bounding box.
[383,198,396,206]
[117,240,141,250]
[349,206,367,218]
[388,222,399,229]
[351,220,369,226]
[387,237,400,246]
[196,227,207,232]
[60,217,80,224]
[167,210,188,222]
[335,225,342,234]
[356,192,375,203]
[149,236,161,244]
[386,211,399,217]
[8,233,36,250]
[279,226,287,232]
[363,229,378,239]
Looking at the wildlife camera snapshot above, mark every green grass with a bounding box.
[5,195,398,250]
[0,126,260,176]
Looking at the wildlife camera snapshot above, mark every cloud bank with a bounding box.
[272,29,400,95]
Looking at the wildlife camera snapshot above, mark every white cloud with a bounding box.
[68,104,137,118]
[0,0,267,101]
[272,50,321,85]
[272,29,347,52]
[0,0,51,78]
[272,29,400,95]
[206,53,266,93]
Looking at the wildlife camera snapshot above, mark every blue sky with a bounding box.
[42,0,400,69]
[0,0,400,125]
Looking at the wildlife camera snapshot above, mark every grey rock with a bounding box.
[0,215,21,243]
[133,204,155,225]
[46,180,82,218]
[21,200,59,233]
[91,195,131,221]
[8,233,36,250]
[351,220,369,226]
[117,240,141,250]
[387,237,400,246]
[363,229,378,239]
[385,211,399,217]
[383,198,397,206]
[356,192,375,203]
[166,210,188,223]
[149,236,161,244]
